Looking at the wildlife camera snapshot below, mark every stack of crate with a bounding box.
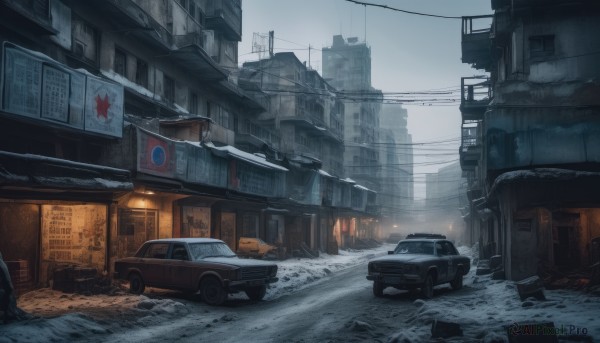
[6,260,30,296]
[52,266,97,293]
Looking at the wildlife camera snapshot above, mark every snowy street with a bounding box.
[2,244,600,342]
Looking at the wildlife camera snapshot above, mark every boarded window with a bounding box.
[530,35,554,58]
[114,48,126,77]
[164,75,175,103]
[135,58,148,88]
[118,208,157,257]
[189,92,198,114]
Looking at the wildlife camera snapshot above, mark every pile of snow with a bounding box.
[389,244,600,343]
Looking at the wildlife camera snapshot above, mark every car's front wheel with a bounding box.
[245,285,267,301]
[373,281,384,297]
[129,273,145,295]
[200,276,227,306]
[421,273,434,299]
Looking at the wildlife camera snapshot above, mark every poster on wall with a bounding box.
[182,206,211,238]
[41,65,70,123]
[41,204,107,282]
[1,46,42,118]
[84,76,123,138]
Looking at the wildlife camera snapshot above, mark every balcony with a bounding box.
[170,31,227,81]
[0,0,56,35]
[236,118,281,150]
[204,0,242,41]
[76,0,173,51]
[460,121,482,171]
[460,77,491,121]
[461,15,493,70]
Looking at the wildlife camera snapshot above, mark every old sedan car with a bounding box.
[366,238,470,298]
[113,238,278,306]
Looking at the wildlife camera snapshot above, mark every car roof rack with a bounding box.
[405,233,446,239]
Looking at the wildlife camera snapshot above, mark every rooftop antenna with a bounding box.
[252,32,267,59]
[268,30,274,57]
[364,4,367,42]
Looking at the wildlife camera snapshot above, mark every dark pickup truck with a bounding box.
[366,238,470,298]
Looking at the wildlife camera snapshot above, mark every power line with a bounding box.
[343,0,481,20]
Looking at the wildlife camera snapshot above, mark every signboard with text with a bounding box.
[0,42,122,138]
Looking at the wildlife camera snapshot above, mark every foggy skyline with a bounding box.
[239,0,493,198]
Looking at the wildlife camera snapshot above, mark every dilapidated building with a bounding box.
[460,0,600,280]
[0,0,378,295]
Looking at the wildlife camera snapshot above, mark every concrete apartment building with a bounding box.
[322,35,383,194]
[379,103,414,230]
[460,0,600,280]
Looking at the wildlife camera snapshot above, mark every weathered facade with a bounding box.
[0,0,378,294]
[460,0,600,280]
[239,52,378,250]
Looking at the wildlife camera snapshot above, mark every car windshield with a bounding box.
[394,241,434,255]
[188,242,236,260]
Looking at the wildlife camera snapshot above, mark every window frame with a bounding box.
[529,35,555,58]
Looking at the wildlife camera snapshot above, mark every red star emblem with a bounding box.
[95,94,111,120]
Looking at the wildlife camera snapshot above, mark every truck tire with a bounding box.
[421,273,434,299]
[450,268,463,290]
[200,276,227,306]
[373,281,384,297]
[245,285,267,301]
[129,273,145,295]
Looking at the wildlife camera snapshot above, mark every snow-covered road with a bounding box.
[2,244,599,343]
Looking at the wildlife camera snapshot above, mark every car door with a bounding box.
[164,243,194,291]
[443,241,460,277]
[140,242,170,287]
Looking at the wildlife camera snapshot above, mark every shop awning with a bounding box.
[205,142,288,171]
[0,151,133,192]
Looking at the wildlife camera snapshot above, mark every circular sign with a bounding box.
[151,145,166,166]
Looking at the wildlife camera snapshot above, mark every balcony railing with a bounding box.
[460,77,491,121]
[237,118,280,149]
[461,15,493,70]
[460,121,482,171]
[173,32,202,49]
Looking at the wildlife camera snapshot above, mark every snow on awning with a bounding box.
[205,142,288,171]
[490,168,600,196]
[318,169,334,178]
[0,151,133,191]
[340,178,356,184]
[354,184,370,191]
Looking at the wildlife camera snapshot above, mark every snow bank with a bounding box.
[390,244,600,342]
[1,246,386,341]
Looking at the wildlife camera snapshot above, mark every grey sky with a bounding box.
[239,0,492,197]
